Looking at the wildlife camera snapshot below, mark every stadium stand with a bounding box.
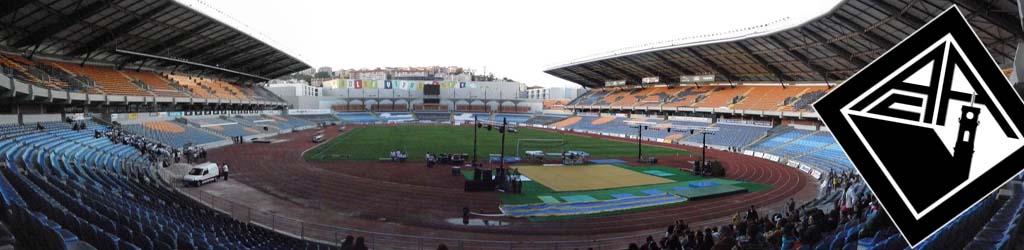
[292,114,341,124]
[337,113,380,123]
[745,127,856,172]
[188,118,263,138]
[489,114,532,124]
[165,73,216,99]
[693,86,751,108]
[964,183,1024,250]
[265,115,316,130]
[120,71,191,98]
[414,112,452,122]
[0,122,337,250]
[0,53,280,102]
[664,87,713,107]
[683,123,768,148]
[47,61,151,96]
[733,86,826,111]
[0,53,80,92]
[542,100,571,110]
[377,112,415,122]
[567,85,832,112]
[229,116,280,134]
[524,115,570,125]
[748,127,812,153]
[786,89,828,112]
[122,121,227,149]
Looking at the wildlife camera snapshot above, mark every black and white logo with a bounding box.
[814,6,1024,247]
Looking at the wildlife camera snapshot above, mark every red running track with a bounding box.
[207,125,818,238]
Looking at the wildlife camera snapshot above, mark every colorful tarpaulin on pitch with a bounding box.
[500,193,687,217]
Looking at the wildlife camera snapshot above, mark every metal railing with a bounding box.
[175,187,658,250]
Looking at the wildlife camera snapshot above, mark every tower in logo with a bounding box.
[953,106,980,169]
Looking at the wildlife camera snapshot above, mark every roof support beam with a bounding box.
[121,21,217,66]
[12,1,107,48]
[953,0,1024,38]
[734,42,793,81]
[68,1,173,56]
[0,0,33,19]
[146,21,215,55]
[801,28,869,67]
[116,49,269,81]
[578,64,620,83]
[620,56,677,83]
[830,14,896,49]
[597,61,644,83]
[204,42,264,66]
[561,69,605,85]
[767,36,832,80]
[652,52,696,75]
[223,49,279,69]
[874,0,925,27]
[179,33,242,60]
[685,48,736,81]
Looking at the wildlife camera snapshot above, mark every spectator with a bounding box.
[437,243,448,250]
[643,235,661,250]
[800,215,822,247]
[711,226,736,250]
[701,228,714,250]
[353,236,368,250]
[340,235,354,250]
[780,224,796,250]
[746,205,759,222]
[736,224,767,249]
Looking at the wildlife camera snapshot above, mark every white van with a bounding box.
[312,133,325,143]
[183,163,220,187]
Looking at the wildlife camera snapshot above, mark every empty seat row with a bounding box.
[0,122,339,249]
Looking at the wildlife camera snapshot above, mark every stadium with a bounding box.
[0,0,1023,249]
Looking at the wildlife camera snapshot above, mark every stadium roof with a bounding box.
[0,0,311,80]
[545,0,1022,88]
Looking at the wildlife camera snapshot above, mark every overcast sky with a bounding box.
[179,0,841,88]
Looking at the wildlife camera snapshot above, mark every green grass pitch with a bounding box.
[304,125,691,161]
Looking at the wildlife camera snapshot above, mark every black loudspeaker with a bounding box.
[481,170,493,182]
[473,169,483,181]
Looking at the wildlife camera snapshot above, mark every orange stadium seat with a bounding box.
[0,54,74,90]
[663,86,712,107]
[550,116,583,128]
[121,70,191,97]
[167,74,250,100]
[142,121,186,133]
[47,61,148,96]
[166,73,216,98]
[694,86,751,108]
[734,86,807,111]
